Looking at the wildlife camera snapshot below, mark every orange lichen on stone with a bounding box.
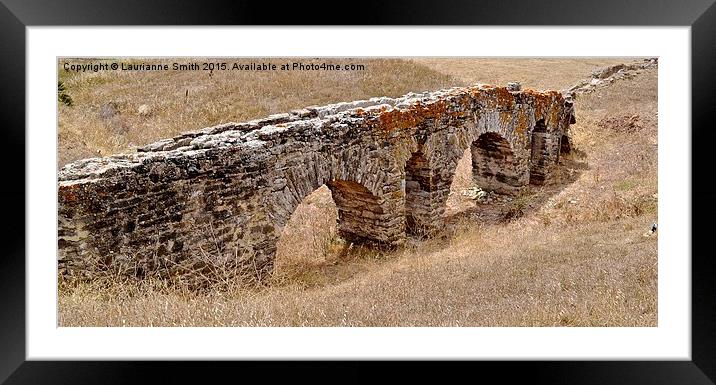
[494,87,516,109]
[515,109,530,137]
[376,99,450,132]
[527,91,565,130]
[549,105,562,128]
[59,184,81,203]
[531,97,548,125]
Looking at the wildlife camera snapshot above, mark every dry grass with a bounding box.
[59,217,655,327]
[413,57,637,90]
[58,58,457,167]
[58,58,657,327]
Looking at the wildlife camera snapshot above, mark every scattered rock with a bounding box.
[99,102,119,120]
[138,104,153,117]
[460,186,514,204]
[461,186,487,200]
[98,101,130,134]
[507,82,521,91]
[643,223,658,237]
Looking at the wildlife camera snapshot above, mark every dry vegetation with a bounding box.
[57,58,456,167]
[413,57,633,90]
[58,58,657,327]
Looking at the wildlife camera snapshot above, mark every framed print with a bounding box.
[2,0,715,383]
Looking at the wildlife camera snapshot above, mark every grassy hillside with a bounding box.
[58,58,657,327]
[58,58,458,167]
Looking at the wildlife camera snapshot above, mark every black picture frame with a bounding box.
[2,0,714,383]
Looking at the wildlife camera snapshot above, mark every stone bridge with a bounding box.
[58,83,575,278]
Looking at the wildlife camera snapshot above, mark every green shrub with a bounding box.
[58,81,73,106]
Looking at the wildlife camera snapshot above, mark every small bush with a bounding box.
[58,81,73,106]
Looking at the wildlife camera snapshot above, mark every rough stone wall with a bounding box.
[529,132,562,185]
[58,83,575,279]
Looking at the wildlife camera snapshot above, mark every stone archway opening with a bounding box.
[274,179,389,281]
[274,185,338,281]
[444,147,474,217]
[471,132,521,194]
[405,142,477,233]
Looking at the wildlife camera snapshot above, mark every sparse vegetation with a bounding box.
[58,58,657,327]
[57,58,457,167]
[58,81,73,106]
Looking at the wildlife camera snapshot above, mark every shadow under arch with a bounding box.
[326,179,387,245]
[404,149,432,235]
[471,131,526,194]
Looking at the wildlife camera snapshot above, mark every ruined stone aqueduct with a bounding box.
[58,82,576,278]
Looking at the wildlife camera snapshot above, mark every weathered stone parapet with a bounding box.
[563,58,657,98]
[58,83,574,279]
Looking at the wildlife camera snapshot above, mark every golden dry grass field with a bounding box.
[58,57,657,327]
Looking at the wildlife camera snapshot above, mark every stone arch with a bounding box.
[471,131,525,194]
[57,83,576,281]
[404,125,473,235]
[265,177,403,276]
[273,177,391,276]
[264,144,408,273]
